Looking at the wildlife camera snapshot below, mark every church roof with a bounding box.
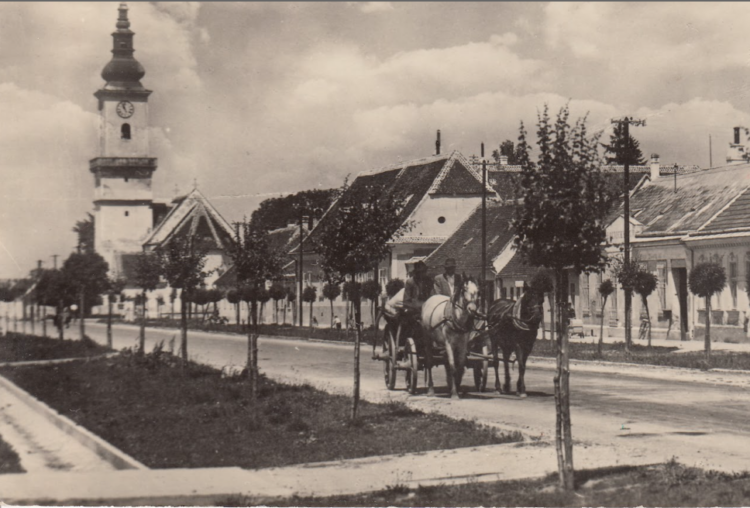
[143,188,235,250]
[99,4,148,92]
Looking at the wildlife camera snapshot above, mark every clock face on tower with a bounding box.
[116,100,135,118]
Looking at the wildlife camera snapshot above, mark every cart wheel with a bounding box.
[404,337,419,395]
[383,327,397,390]
[473,344,490,392]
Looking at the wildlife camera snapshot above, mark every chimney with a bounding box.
[650,153,660,180]
[435,130,441,155]
[499,155,509,166]
[735,127,742,145]
[37,260,42,270]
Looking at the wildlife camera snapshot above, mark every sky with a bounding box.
[2,2,750,279]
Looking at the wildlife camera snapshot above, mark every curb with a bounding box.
[0,373,148,471]
[0,352,119,368]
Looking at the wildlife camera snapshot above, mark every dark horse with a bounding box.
[486,287,544,397]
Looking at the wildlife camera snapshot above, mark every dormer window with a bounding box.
[121,123,131,139]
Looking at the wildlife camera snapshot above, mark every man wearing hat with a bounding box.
[403,260,432,315]
[433,258,462,298]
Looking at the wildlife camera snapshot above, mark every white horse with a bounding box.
[420,279,479,399]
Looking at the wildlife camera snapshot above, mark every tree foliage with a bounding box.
[314,181,411,283]
[598,279,615,299]
[156,237,209,292]
[249,189,336,232]
[302,286,317,303]
[602,122,646,165]
[73,213,95,254]
[322,282,341,302]
[62,252,110,297]
[689,262,727,298]
[361,280,381,301]
[513,104,612,274]
[133,252,162,293]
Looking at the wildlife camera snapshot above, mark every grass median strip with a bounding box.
[0,332,111,363]
[245,460,750,507]
[0,348,521,470]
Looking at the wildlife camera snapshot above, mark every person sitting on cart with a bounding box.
[402,261,432,340]
[433,258,462,299]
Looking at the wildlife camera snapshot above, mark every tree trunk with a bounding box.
[598,296,608,357]
[251,300,258,328]
[139,290,147,355]
[42,305,47,338]
[624,289,632,353]
[171,300,175,320]
[13,304,17,333]
[107,295,113,348]
[309,301,313,329]
[236,301,240,326]
[705,296,711,362]
[643,295,651,348]
[248,328,259,403]
[21,301,26,334]
[330,300,334,329]
[180,292,188,362]
[79,289,85,341]
[553,270,574,490]
[58,300,63,341]
[30,303,35,336]
[351,296,362,421]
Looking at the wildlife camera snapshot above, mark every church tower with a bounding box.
[91,3,157,273]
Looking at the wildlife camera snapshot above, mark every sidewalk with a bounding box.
[0,440,664,505]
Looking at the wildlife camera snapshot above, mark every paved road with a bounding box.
[62,322,750,472]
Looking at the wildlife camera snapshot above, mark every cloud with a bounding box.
[360,2,395,13]
[0,83,98,278]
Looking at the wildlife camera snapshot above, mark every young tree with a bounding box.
[313,179,411,420]
[227,288,241,326]
[229,222,283,401]
[602,122,646,165]
[133,252,162,353]
[257,288,270,324]
[169,288,177,319]
[530,268,554,340]
[634,270,658,347]
[361,280,381,325]
[612,256,641,352]
[285,287,296,325]
[597,279,615,356]
[269,283,286,324]
[302,286,317,328]
[156,236,209,362]
[62,252,110,341]
[689,262,727,362]
[156,295,165,318]
[512,104,612,490]
[105,277,126,348]
[322,282,341,328]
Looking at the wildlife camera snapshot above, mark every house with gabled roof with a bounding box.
[602,154,750,343]
[294,150,499,327]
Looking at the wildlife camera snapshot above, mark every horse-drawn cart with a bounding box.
[372,311,496,395]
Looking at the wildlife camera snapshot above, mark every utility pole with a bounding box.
[52,254,59,270]
[481,142,487,313]
[611,116,646,350]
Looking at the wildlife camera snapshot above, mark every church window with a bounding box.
[124,177,129,183]
[121,123,131,139]
[124,211,129,217]
[437,216,446,224]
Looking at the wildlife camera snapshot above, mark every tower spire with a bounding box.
[100,3,145,89]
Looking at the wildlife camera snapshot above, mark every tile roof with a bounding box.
[496,250,537,280]
[696,187,750,234]
[424,202,517,277]
[303,151,495,250]
[628,163,750,236]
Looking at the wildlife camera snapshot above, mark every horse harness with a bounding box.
[427,294,475,334]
